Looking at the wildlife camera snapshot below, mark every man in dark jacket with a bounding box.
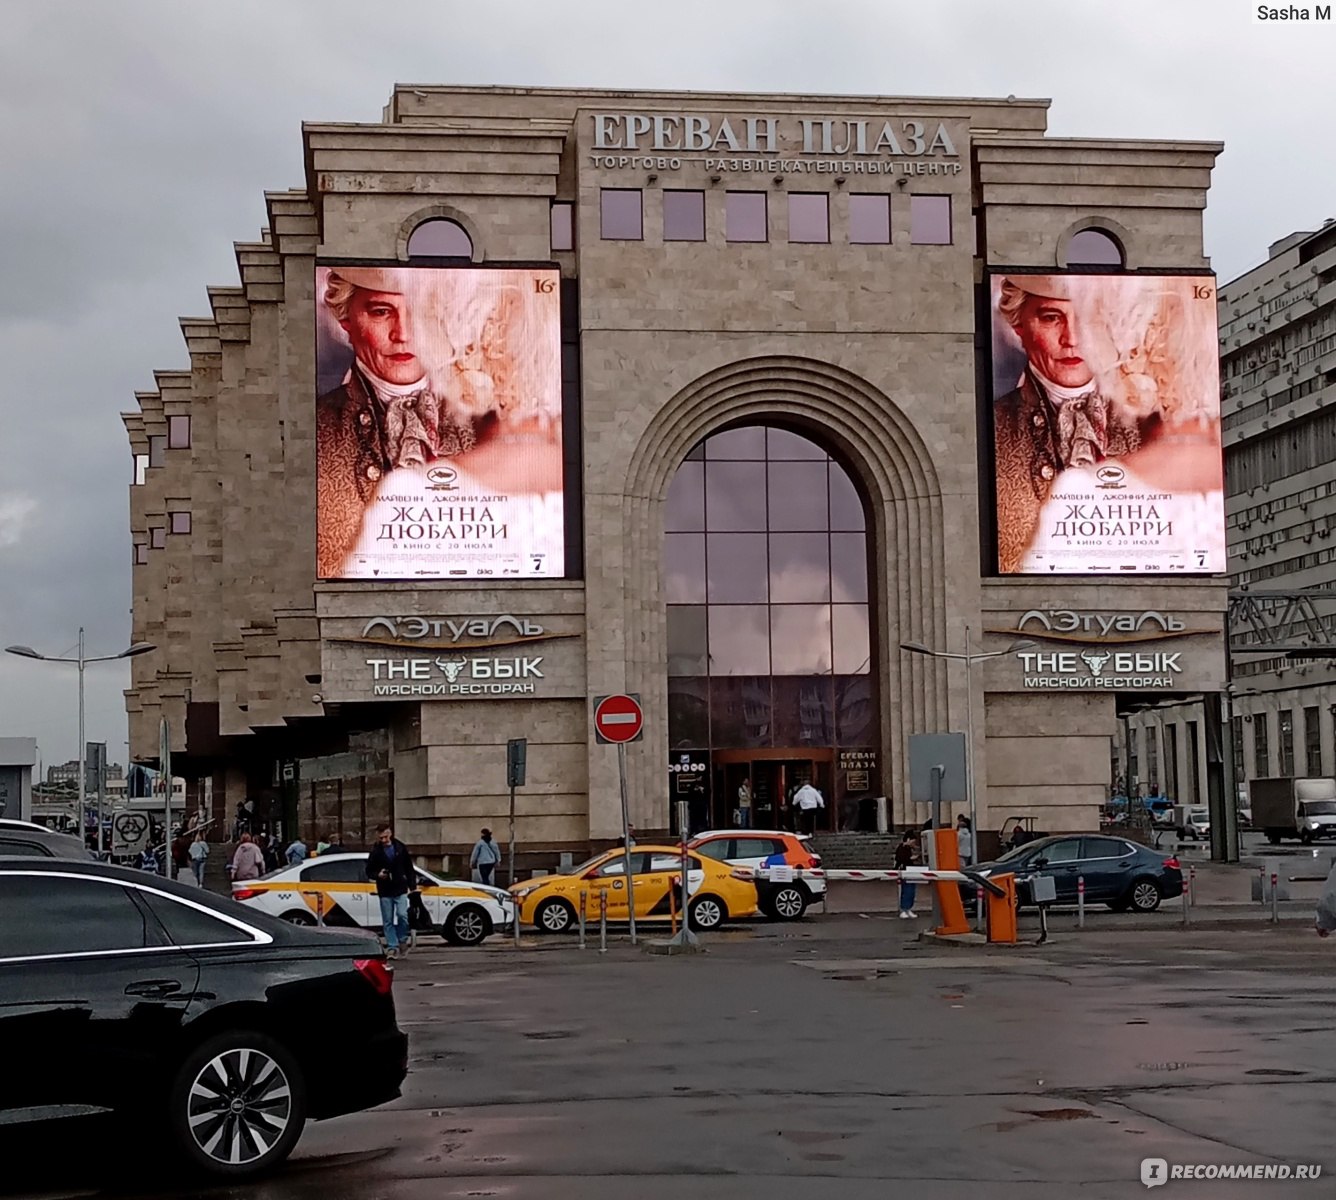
[365,823,417,958]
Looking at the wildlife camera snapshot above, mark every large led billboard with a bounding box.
[315,265,564,580]
[989,273,1225,575]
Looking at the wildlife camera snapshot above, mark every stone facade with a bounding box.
[123,85,1227,863]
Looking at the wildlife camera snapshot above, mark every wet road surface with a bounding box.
[7,916,1335,1199]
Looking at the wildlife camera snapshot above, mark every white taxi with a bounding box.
[230,852,514,946]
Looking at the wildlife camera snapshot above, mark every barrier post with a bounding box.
[669,876,678,935]
[578,891,587,951]
[599,890,608,953]
[1181,878,1190,927]
[1271,870,1279,924]
[1077,876,1085,930]
[1188,864,1196,907]
[1258,864,1266,907]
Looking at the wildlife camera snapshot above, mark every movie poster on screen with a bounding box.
[315,265,564,580]
[989,273,1225,575]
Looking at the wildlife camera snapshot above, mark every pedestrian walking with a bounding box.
[470,828,501,886]
[1316,857,1336,937]
[793,780,825,834]
[228,831,265,882]
[188,830,210,886]
[286,836,308,865]
[366,823,417,958]
[956,815,974,867]
[896,830,921,920]
[259,834,281,874]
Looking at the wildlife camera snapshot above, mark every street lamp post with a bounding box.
[6,632,156,854]
[900,632,1037,919]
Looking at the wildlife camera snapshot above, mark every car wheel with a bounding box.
[1267,831,1281,845]
[1127,879,1162,913]
[767,885,808,922]
[535,898,575,934]
[688,895,726,930]
[1301,830,1314,845]
[280,910,316,927]
[443,904,491,946]
[169,1031,306,1178]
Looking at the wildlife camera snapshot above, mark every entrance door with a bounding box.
[711,752,834,832]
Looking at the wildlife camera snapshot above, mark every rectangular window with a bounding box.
[1279,710,1295,776]
[909,194,952,245]
[169,510,192,535]
[848,193,891,244]
[1146,725,1159,791]
[787,193,829,244]
[550,202,574,252]
[1305,705,1322,776]
[133,544,148,566]
[133,454,148,486]
[1186,721,1201,804]
[148,435,166,468]
[1164,724,1179,799]
[1254,712,1270,777]
[167,415,191,449]
[150,526,166,550]
[662,190,705,242]
[600,189,642,240]
[725,192,768,243]
[1233,714,1246,787]
[1128,727,1139,791]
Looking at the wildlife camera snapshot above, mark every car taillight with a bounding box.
[730,868,755,882]
[806,855,822,869]
[354,958,394,995]
[1162,856,1181,870]
[231,888,261,901]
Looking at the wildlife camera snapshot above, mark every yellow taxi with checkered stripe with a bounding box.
[231,853,514,945]
[509,845,759,933]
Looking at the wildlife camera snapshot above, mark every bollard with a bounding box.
[1271,870,1279,924]
[1258,864,1267,908]
[578,891,587,951]
[1182,879,1190,927]
[599,890,608,954]
[669,876,678,936]
[1188,864,1196,907]
[1077,876,1085,929]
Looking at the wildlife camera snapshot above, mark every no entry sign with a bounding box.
[593,693,644,744]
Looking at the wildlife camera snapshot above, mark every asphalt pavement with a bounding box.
[7,903,1336,1200]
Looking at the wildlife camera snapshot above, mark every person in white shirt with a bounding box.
[792,782,825,834]
[956,815,974,867]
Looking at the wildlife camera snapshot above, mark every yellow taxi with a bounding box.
[510,844,758,933]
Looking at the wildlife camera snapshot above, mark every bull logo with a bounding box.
[1080,649,1113,676]
[436,658,469,683]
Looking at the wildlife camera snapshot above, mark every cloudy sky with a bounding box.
[1,0,1331,773]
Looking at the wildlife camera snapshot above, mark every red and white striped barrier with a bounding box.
[742,866,976,884]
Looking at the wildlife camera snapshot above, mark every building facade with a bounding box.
[1124,222,1336,805]
[124,86,1228,866]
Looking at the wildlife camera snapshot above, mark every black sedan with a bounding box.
[0,857,408,1179]
[968,834,1184,913]
[0,818,94,859]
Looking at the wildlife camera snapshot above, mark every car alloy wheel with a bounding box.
[1130,880,1162,913]
[771,886,807,921]
[281,910,316,926]
[445,905,489,946]
[171,1032,306,1176]
[688,895,725,930]
[536,898,574,933]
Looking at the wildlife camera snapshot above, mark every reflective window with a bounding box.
[706,534,768,603]
[694,839,731,861]
[138,891,253,945]
[910,195,952,245]
[664,534,706,603]
[600,189,643,240]
[301,859,367,883]
[550,203,574,252]
[0,839,49,857]
[167,415,191,449]
[1041,839,1083,864]
[663,190,706,242]
[849,194,891,244]
[705,461,767,531]
[788,193,829,244]
[1066,228,1123,267]
[0,876,153,959]
[150,527,166,550]
[133,543,148,566]
[133,454,148,486]
[665,462,705,532]
[663,425,876,773]
[169,511,191,535]
[725,192,767,243]
[406,219,473,258]
[148,435,166,468]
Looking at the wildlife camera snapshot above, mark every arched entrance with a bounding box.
[663,423,877,833]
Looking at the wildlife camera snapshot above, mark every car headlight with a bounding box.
[513,886,540,901]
